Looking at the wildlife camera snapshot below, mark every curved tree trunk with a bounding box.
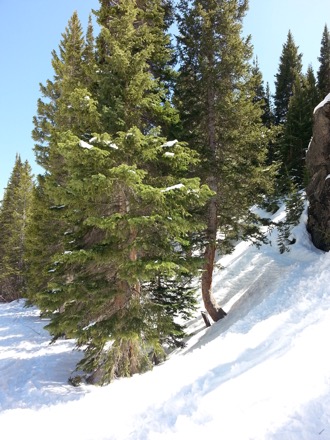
[201,183,227,322]
[201,70,227,322]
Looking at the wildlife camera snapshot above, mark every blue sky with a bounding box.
[0,0,329,198]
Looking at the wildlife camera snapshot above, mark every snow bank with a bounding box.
[0,205,330,439]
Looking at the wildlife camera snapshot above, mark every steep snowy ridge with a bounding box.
[0,205,330,439]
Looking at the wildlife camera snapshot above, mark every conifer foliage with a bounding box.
[317,24,330,99]
[175,0,274,321]
[274,31,302,125]
[24,0,306,385]
[0,156,33,301]
[279,66,319,187]
[273,31,318,189]
[28,2,211,384]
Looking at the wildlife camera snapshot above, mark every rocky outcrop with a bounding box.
[306,94,330,251]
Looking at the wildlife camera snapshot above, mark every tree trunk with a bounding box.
[200,68,227,322]
[201,179,227,322]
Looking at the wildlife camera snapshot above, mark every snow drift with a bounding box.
[0,204,330,440]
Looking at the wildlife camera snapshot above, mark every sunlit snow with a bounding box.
[161,140,178,148]
[0,203,330,439]
[161,183,184,192]
[79,140,93,150]
[313,92,330,113]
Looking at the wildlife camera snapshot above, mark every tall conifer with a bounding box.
[175,0,274,321]
[317,24,330,99]
[30,2,211,384]
[27,12,100,306]
[0,156,33,301]
[280,66,319,187]
[274,31,302,125]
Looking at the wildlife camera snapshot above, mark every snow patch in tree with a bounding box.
[79,140,93,150]
[161,140,178,148]
[83,321,96,331]
[161,183,184,192]
[107,142,118,150]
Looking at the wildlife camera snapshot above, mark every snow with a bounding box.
[161,140,178,148]
[79,140,93,150]
[1,204,330,439]
[88,137,118,149]
[313,93,330,113]
[161,183,184,192]
[105,141,119,150]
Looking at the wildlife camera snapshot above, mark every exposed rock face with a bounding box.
[306,95,330,251]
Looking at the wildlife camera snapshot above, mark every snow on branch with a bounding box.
[161,183,184,192]
[161,140,178,148]
[79,140,93,150]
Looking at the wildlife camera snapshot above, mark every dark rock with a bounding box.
[306,95,330,251]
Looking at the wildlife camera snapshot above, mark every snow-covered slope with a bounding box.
[0,205,330,440]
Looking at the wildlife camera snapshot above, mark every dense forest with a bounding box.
[0,0,329,385]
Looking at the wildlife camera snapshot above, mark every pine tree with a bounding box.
[280,66,319,187]
[317,24,330,99]
[251,59,275,128]
[94,0,178,135]
[175,0,275,321]
[44,129,211,384]
[0,156,33,301]
[27,12,100,306]
[33,11,98,169]
[274,31,303,125]
[30,2,212,384]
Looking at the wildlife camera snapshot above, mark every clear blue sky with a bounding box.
[1,0,329,198]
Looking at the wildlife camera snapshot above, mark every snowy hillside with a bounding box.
[1,204,330,440]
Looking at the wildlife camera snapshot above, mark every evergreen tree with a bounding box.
[27,12,100,305]
[317,24,330,99]
[33,11,98,168]
[30,2,211,384]
[0,156,33,301]
[251,58,276,165]
[94,0,178,136]
[175,0,275,321]
[251,58,273,125]
[274,31,303,125]
[263,83,275,128]
[280,65,319,187]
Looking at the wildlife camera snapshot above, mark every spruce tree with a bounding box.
[0,156,33,301]
[27,12,99,305]
[251,58,275,128]
[274,31,303,125]
[175,0,275,321]
[30,2,211,384]
[317,24,330,99]
[94,0,178,135]
[280,66,319,187]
